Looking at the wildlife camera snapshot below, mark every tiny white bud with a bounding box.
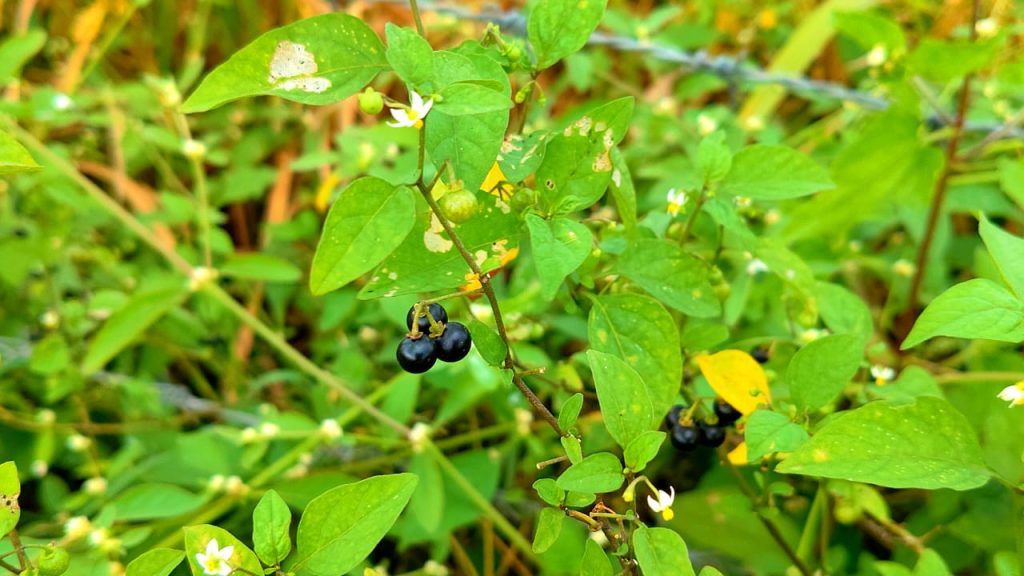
[514,408,534,436]
[892,259,916,278]
[424,560,449,576]
[36,409,56,425]
[188,266,218,291]
[182,138,207,160]
[31,460,48,478]
[865,44,887,67]
[320,418,343,441]
[975,18,998,39]
[40,310,60,329]
[68,434,91,452]
[697,113,718,136]
[240,427,259,444]
[259,422,280,438]
[225,475,248,496]
[83,477,107,495]
[65,516,92,540]
[408,422,431,453]
[763,209,781,226]
[208,474,226,492]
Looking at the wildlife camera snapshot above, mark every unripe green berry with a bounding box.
[510,187,538,212]
[37,547,70,576]
[504,44,523,62]
[439,189,480,224]
[358,88,384,115]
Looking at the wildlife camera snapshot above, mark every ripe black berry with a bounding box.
[713,400,741,426]
[406,303,448,333]
[664,404,685,430]
[670,424,700,452]
[698,422,726,447]
[435,322,472,362]
[751,347,770,364]
[396,336,437,374]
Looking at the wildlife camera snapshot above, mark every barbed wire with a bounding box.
[371,1,1022,138]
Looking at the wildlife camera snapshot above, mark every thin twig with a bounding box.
[903,0,979,318]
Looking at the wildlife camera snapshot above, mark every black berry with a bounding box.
[751,347,770,364]
[670,424,700,452]
[435,322,472,362]
[698,422,726,447]
[406,303,448,333]
[713,400,741,426]
[396,336,437,373]
[664,404,685,430]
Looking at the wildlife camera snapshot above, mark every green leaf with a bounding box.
[527,214,593,300]
[833,11,905,52]
[998,157,1024,209]
[556,452,624,493]
[533,478,564,507]
[126,548,185,576]
[183,13,386,112]
[385,23,434,88]
[407,452,444,534]
[561,435,584,465]
[532,507,564,554]
[0,128,41,175]
[253,490,292,566]
[221,253,303,283]
[111,483,205,522]
[435,82,513,116]
[776,397,990,490]
[719,145,833,200]
[580,538,613,576]
[309,177,416,295]
[784,111,943,242]
[359,194,520,298]
[816,281,873,343]
[466,318,506,366]
[537,97,634,212]
[697,132,732,185]
[902,279,1024,349]
[0,29,47,84]
[787,334,863,412]
[744,410,809,462]
[289,473,417,576]
[527,0,608,69]
[498,131,548,182]
[0,462,19,537]
[558,393,585,432]
[907,38,997,82]
[979,215,1024,298]
[698,568,725,576]
[29,333,70,375]
[82,286,188,374]
[588,293,681,418]
[425,49,510,193]
[616,239,720,318]
[914,549,952,576]
[632,526,696,576]
[623,431,666,473]
[184,525,263,576]
[587,350,656,449]
[609,147,637,232]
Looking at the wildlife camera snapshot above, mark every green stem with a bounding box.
[5,530,27,571]
[796,483,825,567]
[680,185,708,243]
[429,444,536,561]
[408,0,426,37]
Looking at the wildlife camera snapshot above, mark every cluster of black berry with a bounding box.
[664,400,741,452]
[396,303,472,374]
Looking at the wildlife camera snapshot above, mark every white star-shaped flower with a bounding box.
[666,189,687,217]
[997,382,1024,407]
[388,91,434,129]
[195,539,234,576]
[746,258,769,276]
[646,485,676,521]
[870,365,896,385]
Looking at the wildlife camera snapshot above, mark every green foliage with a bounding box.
[777,397,990,490]
[632,526,696,576]
[787,334,863,412]
[0,462,19,537]
[0,129,40,174]
[527,0,608,70]
[252,490,292,565]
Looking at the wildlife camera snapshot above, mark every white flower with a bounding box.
[997,382,1024,407]
[67,434,91,452]
[189,266,218,291]
[65,516,92,540]
[865,44,887,68]
[259,422,280,438]
[320,419,343,441]
[52,93,74,111]
[83,477,107,495]
[975,18,998,39]
[892,259,915,278]
[666,189,688,217]
[224,475,247,496]
[746,258,769,276]
[388,91,433,129]
[207,474,226,492]
[195,538,235,576]
[646,486,676,521]
[696,113,717,136]
[870,365,896,385]
[182,139,207,159]
[40,310,60,329]
[408,422,431,453]
[514,408,533,436]
[423,560,449,576]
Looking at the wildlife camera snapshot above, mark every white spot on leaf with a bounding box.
[268,41,332,93]
[424,213,453,253]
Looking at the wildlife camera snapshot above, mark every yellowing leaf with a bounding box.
[480,162,512,196]
[727,442,749,465]
[695,350,771,415]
